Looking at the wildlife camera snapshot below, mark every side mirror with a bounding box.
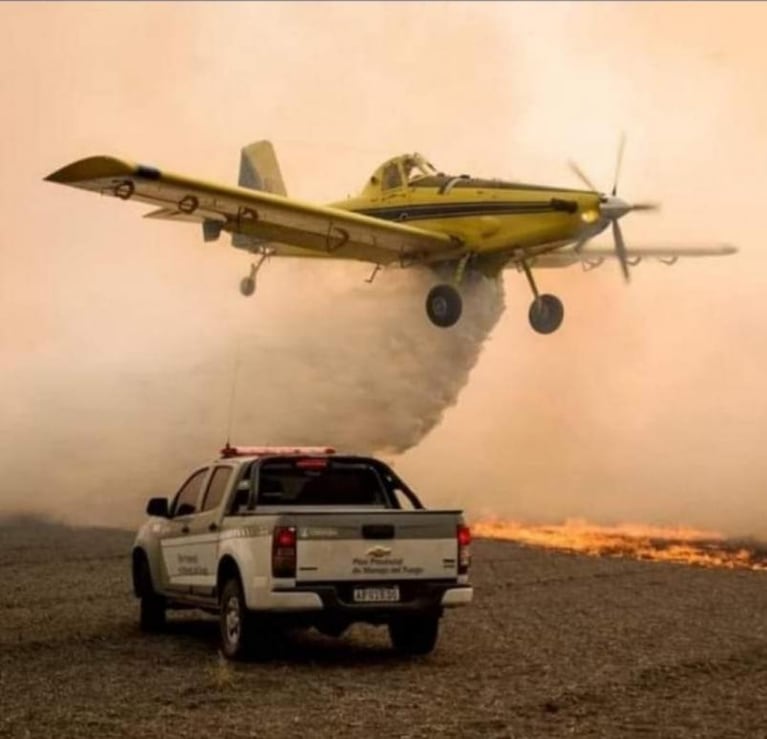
[146,497,169,518]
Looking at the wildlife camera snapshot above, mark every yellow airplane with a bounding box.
[45,140,735,333]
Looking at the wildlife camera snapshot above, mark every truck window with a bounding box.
[257,460,390,507]
[171,468,208,517]
[201,466,232,512]
[227,477,251,516]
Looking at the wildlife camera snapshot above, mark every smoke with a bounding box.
[2,3,767,536]
[1,257,503,526]
[397,4,767,537]
[227,267,504,453]
[0,3,512,526]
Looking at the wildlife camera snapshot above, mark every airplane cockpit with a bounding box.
[402,154,438,183]
[366,153,439,195]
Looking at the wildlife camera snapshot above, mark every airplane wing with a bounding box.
[525,244,737,269]
[44,156,458,265]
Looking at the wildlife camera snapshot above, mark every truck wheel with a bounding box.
[388,613,440,655]
[137,557,166,632]
[219,577,271,661]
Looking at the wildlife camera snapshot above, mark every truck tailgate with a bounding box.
[289,511,460,582]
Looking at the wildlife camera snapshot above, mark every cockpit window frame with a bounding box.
[381,163,403,191]
[402,155,437,184]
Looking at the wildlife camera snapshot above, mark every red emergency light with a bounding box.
[295,457,330,470]
[220,443,336,459]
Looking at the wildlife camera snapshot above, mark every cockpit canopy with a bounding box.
[366,153,438,194]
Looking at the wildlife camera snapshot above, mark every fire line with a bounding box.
[473,519,767,571]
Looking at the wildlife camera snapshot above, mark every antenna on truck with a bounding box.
[224,333,243,450]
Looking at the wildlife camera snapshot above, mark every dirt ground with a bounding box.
[2,519,767,738]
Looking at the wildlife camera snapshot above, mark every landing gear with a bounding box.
[519,257,565,334]
[528,294,564,334]
[425,254,473,328]
[426,284,463,328]
[239,251,271,298]
[240,274,256,297]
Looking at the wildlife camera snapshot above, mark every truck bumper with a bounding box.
[266,591,324,611]
[441,586,473,606]
[268,581,471,616]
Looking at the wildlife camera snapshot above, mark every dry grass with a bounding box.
[2,518,767,737]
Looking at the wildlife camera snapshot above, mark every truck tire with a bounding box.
[388,613,440,655]
[219,577,271,661]
[136,556,166,633]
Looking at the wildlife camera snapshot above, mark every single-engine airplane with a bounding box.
[45,140,735,332]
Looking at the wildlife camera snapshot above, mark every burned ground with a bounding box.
[2,519,767,738]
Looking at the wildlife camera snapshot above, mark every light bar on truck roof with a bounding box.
[220,444,336,459]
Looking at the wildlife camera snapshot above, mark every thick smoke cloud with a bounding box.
[227,268,504,454]
[2,263,502,525]
[2,3,766,535]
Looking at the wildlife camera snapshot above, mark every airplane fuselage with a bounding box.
[334,175,602,262]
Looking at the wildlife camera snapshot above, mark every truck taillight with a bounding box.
[272,526,297,579]
[457,524,471,575]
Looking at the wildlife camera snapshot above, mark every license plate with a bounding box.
[353,585,400,603]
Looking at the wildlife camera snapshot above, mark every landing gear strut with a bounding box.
[239,251,270,297]
[520,258,564,334]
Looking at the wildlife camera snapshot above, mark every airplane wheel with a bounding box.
[239,277,256,297]
[426,284,462,328]
[529,294,564,334]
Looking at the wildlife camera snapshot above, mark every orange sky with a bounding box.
[1,2,766,532]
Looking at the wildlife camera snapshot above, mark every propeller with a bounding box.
[611,132,626,196]
[612,220,630,282]
[568,136,659,282]
[568,160,599,192]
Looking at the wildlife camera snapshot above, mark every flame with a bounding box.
[472,518,767,571]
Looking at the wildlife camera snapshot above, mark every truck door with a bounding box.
[160,467,210,591]
[184,465,234,596]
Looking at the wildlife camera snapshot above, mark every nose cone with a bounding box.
[600,195,631,220]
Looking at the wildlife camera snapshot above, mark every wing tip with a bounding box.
[43,156,136,184]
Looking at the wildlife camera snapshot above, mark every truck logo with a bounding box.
[366,546,392,558]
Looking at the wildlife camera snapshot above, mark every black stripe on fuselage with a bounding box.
[353,200,569,223]
[410,176,594,195]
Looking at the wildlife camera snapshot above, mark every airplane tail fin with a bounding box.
[238,140,287,196]
[233,140,286,249]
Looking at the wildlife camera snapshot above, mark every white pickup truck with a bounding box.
[132,446,472,660]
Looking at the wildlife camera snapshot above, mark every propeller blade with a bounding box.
[573,234,593,254]
[568,160,599,192]
[629,202,660,212]
[612,220,631,282]
[612,132,626,196]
